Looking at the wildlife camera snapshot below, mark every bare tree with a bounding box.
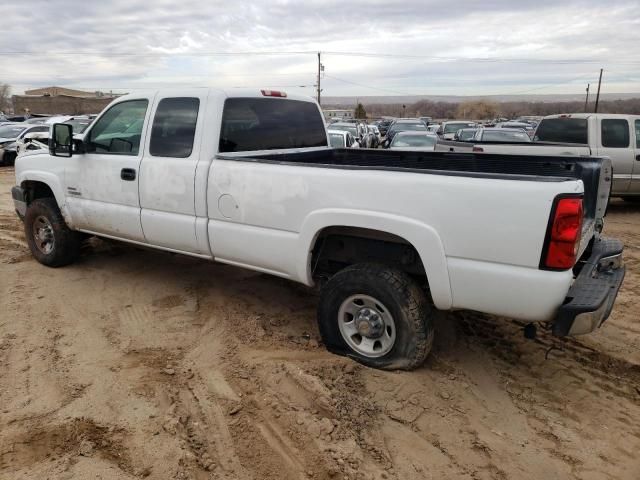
[0,83,11,113]
[360,97,640,119]
[455,101,499,120]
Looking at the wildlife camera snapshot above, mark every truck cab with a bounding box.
[535,113,640,197]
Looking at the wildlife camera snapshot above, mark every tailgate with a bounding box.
[577,156,611,259]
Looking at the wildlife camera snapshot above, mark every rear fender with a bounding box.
[298,208,452,310]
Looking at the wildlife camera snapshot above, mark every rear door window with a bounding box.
[219,98,327,152]
[535,118,588,144]
[150,97,199,158]
[601,119,629,148]
[634,119,640,148]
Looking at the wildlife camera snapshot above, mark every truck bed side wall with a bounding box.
[207,158,580,319]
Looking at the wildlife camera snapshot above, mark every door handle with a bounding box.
[120,168,136,181]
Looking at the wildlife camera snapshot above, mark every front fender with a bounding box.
[16,170,70,221]
[297,208,453,310]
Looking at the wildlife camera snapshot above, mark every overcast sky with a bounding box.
[1,0,639,97]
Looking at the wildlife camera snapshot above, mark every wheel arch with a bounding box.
[297,209,452,310]
[18,172,65,207]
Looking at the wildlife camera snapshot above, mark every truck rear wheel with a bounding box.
[317,263,434,370]
[24,198,81,267]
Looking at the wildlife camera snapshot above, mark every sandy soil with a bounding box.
[0,165,639,480]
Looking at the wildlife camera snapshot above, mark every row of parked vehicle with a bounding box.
[325,115,541,153]
[0,114,94,166]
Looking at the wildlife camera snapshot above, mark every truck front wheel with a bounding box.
[24,198,81,267]
[317,263,434,370]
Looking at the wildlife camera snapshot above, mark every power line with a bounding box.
[504,74,597,95]
[322,52,640,65]
[0,50,317,57]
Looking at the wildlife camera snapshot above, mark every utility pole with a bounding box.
[594,69,603,113]
[584,84,590,112]
[316,52,322,105]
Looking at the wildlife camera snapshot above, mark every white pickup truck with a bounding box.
[12,89,626,370]
[472,114,640,199]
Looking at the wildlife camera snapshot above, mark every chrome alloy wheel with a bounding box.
[33,215,55,255]
[337,294,396,358]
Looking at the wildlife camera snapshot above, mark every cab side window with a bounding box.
[149,98,199,158]
[635,120,640,148]
[601,119,629,148]
[87,100,148,155]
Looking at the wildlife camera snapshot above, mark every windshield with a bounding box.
[329,133,345,148]
[481,130,531,142]
[0,125,27,138]
[535,118,588,144]
[391,134,436,147]
[458,129,477,140]
[444,123,472,133]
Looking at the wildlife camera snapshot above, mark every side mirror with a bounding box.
[49,123,73,157]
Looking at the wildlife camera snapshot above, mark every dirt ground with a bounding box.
[0,165,639,480]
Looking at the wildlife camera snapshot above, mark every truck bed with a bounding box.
[225,149,609,226]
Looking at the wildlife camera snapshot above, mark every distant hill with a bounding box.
[322,92,640,106]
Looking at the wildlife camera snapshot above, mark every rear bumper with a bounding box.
[552,237,625,336]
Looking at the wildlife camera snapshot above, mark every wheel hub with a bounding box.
[355,308,384,338]
[337,294,396,358]
[32,216,55,255]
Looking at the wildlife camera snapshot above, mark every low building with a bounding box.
[12,86,124,115]
[323,109,354,121]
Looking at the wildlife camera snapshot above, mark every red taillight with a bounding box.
[261,89,287,97]
[543,196,583,269]
[472,146,484,152]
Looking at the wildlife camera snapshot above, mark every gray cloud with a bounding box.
[1,0,638,96]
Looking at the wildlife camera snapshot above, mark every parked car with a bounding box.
[453,128,478,141]
[333,121,374,148]
[330,122,365,147]
[473,128,532,143]
[16,131,50,156]
[438,121,478,140]
[328,129,359,149]
[475,113,640,200]
[388,131,437,151]
[63,116,93,133]
[419,116,433,126]
[384,119,427,146]
[376,119,395,137]
[367,125,381,148]
[12,89,625,371]
[426,123,440,134]
[0,123,50,165]
[357,122,375,148]
[24,116,51,124]
[497,121,535,136]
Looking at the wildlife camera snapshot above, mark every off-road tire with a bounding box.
[318,263,434,370]
[24,198,81,267]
